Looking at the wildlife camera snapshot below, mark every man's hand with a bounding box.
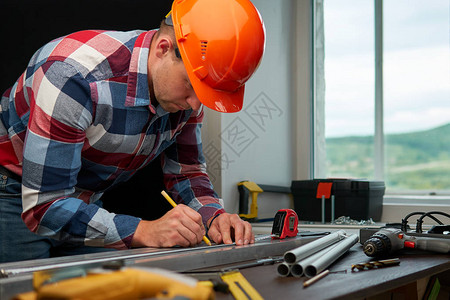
[131,204,206,248]
[206,213,254,246]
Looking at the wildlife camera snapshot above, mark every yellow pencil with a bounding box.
[161,190,212,246]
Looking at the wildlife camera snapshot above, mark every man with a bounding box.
[0,0,265,262]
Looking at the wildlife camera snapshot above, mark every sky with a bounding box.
[323,0,450,137]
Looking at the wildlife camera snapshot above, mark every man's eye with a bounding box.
[175,48,182,59]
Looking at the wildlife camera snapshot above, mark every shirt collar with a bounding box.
[125,30,156,111]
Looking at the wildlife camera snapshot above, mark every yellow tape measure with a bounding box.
[221,271,263,300]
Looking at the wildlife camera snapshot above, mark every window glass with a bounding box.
[323,0,375,178]
[383,0,450,192]
[323,0,450,193]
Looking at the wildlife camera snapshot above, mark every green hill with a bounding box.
[325,123,450,190]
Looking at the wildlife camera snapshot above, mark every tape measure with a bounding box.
[271,209,299,239]
[221,271,263,300]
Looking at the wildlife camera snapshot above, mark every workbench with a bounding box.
[224,245,450,299]
[1,230,449,300]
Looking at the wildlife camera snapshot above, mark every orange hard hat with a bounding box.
[168,0,265,113]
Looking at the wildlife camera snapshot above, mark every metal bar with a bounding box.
[331,195,335,222]
[1,245,211,278]
[321,195,326,223]
[303,269,330,287]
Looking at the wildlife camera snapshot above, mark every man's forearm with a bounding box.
[22,196,141,249]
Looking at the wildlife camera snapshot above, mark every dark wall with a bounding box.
[0,0,172,93]
[0,0,174,220]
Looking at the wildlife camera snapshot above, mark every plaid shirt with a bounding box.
[0,30,224,249]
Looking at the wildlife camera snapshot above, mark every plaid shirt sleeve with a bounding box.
[20,59,140,249]
[162,108,226,228]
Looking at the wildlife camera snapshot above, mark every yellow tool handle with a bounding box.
[238,181,263,220]
[250,191,259,216]
[13,269,214,300]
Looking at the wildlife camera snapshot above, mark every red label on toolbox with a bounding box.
[316,182,333,199]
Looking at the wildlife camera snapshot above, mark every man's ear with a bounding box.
[155,37,172,58]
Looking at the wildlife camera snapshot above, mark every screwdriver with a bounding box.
[161,190,212,246]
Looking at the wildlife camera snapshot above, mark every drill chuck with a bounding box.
[363,233,392,257]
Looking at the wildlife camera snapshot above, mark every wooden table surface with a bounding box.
[217,244,450,300]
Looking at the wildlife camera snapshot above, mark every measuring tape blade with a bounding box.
[221,271,263,300]
[254,234,274,242]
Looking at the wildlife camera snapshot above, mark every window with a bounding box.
[315,0,450,196]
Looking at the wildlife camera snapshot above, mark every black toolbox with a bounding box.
[291,179,385,222]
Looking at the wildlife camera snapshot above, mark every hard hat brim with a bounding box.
[189,73,245,113]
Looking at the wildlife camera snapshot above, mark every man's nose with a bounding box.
[186,95,202,111]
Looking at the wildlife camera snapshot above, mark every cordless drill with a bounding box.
[363,227,450,257]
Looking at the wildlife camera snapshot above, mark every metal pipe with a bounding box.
[290,241,340,277]
[284,230,346,264]
[290,263,303,277]
[304,234,359,278]
[277,262,292,277]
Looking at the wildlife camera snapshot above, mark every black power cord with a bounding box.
[401,211,444,232]
[415,211,450,233]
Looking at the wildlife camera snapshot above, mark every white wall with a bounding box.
[203,0,311,219]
